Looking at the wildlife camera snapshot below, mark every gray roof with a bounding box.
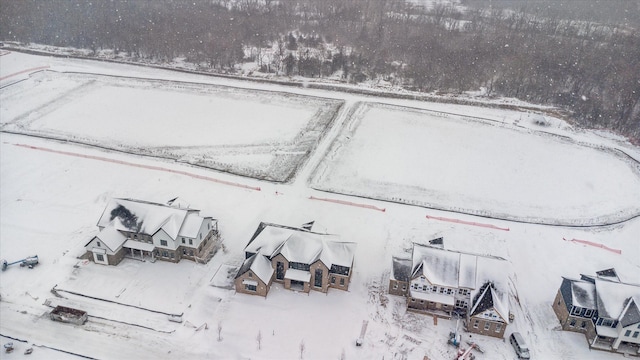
[391,256,412,282]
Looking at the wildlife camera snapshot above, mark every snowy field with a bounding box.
[1,51,639,360]
[311,102,640,225]
[1,71,342,182]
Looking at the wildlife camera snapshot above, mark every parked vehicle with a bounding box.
[509,332,531,359]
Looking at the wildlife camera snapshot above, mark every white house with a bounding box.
[389,241,510,338]
[84,198,219,265]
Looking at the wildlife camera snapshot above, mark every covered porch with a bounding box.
[123,240,156,262]
[284,269,311,293]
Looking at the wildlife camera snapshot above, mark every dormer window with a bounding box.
[96,241,101,247]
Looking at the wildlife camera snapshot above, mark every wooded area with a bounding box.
[1,0,638,141]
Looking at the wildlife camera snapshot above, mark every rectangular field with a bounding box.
[0,71,343,182]
[310,103,640,225]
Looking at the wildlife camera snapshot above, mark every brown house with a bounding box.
[234,253,274,297]
[552,269,640,356]
[236,222,356,297]
[389,241,510,339]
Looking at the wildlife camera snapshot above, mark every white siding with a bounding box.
[153,229,177,250]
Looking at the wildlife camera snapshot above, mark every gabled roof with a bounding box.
[619,298,640,328]
[410,243,509,318]
[85,225,126,252]
[235,253,274,285]
[470,282,509,322]
[97,198,205,240]
[595,277,640,320]
[244,222,356,269]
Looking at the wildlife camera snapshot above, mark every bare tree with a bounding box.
[299,339,305,359]
[217,322,223,342]
[257,330,262,350]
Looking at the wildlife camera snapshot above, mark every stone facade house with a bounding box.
[235,222,356,297]
[84,198,219,265]
[552,268,640,356]
[234,253,274,297]
[389,241,510,339]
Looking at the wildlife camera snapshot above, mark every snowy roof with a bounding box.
[285,269,311,282]
[391,256,412,282]
[179,213,205,239]
[97,198,206,240]
[469,282,509,322]
[244,222,356,269]
[412,244,460,287]
[411,244,507,290]
[123,240,155,252]
[235,253,274,285]
[619,298,640,327]
[595,278,640,320]
[86,225,126,252]
[411,243,509,318]
[570,280,597,309]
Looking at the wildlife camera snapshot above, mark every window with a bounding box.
[420,300,424,304]
[189,250,194,256]
[189,239,193,245]
[340,278,345,286]
[581,321,586,328]
[289,262,310,271]
[160,240,168,246]
[422,285,427,291]
[402,285,407,290]
[181,238,185,244]
[248,272,253,278]
[439,287,445,294]
[432,286,437,293]
[571,306,582,316]
[208,223,210,229]
[170,252,175,259]
[411,298,416,302]
[314,269,323,288]
[183,249,187,255]
[96,254,104,262]
[199,233,202,240]
[496,323,502,332]
[484,323,490,331]
[625,330,631,337]
[473,320,479,329]
[446,289,452,295]
[96,241,101,247]
[633,332,639,338]
[245,284,257,292]
[162,251,168,257]
[584,309,593,317]
[569,319,576,327]
[331,277,336,284]
[330,264,350,275]
[393,283,398,290]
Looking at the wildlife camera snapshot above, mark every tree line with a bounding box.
[0,0,638,141]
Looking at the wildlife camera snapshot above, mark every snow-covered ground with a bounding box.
[1,51,639,360]
[311,102,640,225]
[1,70,342,182]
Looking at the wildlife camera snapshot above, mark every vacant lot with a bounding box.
[311,103,640,225]
[0,71,343,182]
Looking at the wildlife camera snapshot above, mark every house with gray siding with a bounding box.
[553,268,640,356]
